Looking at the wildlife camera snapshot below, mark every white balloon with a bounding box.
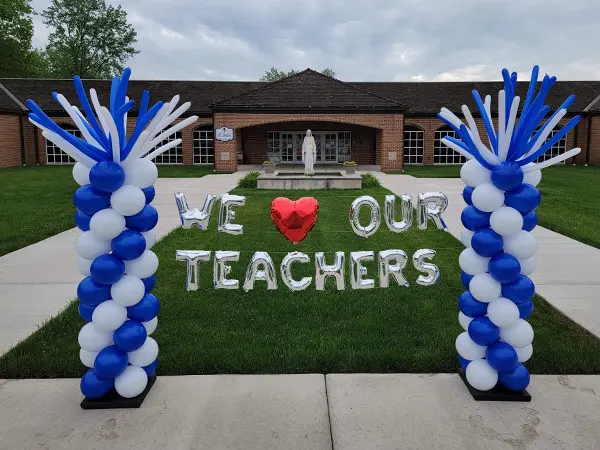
[455,331,486,361]
[523,163,542,186]
[73,162,90,186]
[110,185,146,216]
[111,275,145,307]
[466,359,498,391]
[469,273,501,303]
[92,300,127,332]
[504,231,537,260]
[471,183,505,213]
[143,317,158,336]
[115,365,148,398]
[125,250,159,279]
[459,248,490,276]
[461,159,491,187]
[76,231,111,260]
[77,256,93,276]
[142,230,156,250]
[500,319,534,348]
[516,344,533,363]
[125,158,158,189]
[128,337,159,367]
[490,207,523,236]
[78,322,113,352]
[80,349,98,368]
[461,229,474,248]
[89,208,126,240]
[459,312,473,331]
[519,256,537,276]
[487,297,520,328]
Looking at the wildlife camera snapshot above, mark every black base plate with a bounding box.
[459,370,531,402]
[81,374,157,409]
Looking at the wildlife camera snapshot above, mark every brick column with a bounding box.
[379,113,403,172]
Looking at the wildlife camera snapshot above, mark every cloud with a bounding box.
[28,0,600,81]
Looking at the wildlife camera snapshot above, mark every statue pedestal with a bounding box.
[257,171,361,189]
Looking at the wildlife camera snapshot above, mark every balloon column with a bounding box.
[27,69,197,402]
[440,66,581,394]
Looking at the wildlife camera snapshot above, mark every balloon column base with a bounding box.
[81,374,157,409]
[459,370,531,402]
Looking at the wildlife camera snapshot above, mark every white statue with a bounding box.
[302,129,316,175]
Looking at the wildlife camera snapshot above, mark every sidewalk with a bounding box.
[377,173,600,339]
[0,172,245,356]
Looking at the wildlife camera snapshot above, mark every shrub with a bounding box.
[361,173,382,188]
[237,171,260,188]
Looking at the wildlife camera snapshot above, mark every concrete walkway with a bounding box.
[0,172,245,356]
[378,173,600,339]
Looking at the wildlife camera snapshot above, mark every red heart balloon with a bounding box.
[270,197,319,244]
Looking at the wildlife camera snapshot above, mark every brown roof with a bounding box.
[1,71,599,116]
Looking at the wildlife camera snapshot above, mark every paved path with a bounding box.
[378,173,600,339]
[0,373,598,449]
[0,173,245,356]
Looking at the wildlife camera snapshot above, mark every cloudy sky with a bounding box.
[30,0,600,81]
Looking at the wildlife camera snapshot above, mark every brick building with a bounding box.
[1,69,600,172]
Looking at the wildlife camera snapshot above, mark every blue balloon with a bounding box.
[142,274,156,292]
[463,186,474,205]
[73,185,111,216]
[471,229,504,257]
[490,161,524,191]
[460,271,473,288]
[458,355,470,371]
[90,254,125,285]
[458,291,488,318]
[78,301,95,322]
[486,342,518,372]
[502,275,535,304]
[499,363,530,391]
[142,186,156,203]
[127,293,160,322]
[77,276,111,306]
[75,210,91,231]
[143,360,158,377]
[522,210,538,232]
[461,205,491,231]
[518,300,534,319]
[468,317,500,346]
[111,230,146,261]
[113,320,147,352]
[488,254,521,283]
[125,205,159,232]
[504,184,541,214]
[94,346,128,380]
[80,369,114,398]
[89,161,125,193]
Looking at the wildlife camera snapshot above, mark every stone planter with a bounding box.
[344,165,357,175]
[263,164,276,174]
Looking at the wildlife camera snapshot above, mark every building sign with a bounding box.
[216,127,234,141]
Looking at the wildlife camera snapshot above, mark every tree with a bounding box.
[41,0,139,79]
[0,0,35,77]
[260,67,336,82]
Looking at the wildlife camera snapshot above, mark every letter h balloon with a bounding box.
[27,69,197,401]
[441,66,581,394]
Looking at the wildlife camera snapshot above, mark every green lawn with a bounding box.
[1,186,599,378]
[394,165,461,178]
[0,164,218,257]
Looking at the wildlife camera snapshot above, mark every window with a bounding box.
[434,126,466,164]
[46,126,82,164]
[267,131,281,163]
[147,131,183,164]
[267,131,351,163]
[403,125,424,164]
[534,126,567,163]
[193,127,214,164]
[337,131,351,163]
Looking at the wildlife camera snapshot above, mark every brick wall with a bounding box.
[0,113,23,168]
[589,116,600,165]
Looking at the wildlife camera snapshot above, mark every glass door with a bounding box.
[323,133,337,162]
[280,133,295,162]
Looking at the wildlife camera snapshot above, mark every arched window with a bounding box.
[403,124,424,164]
[434,125,466,164]
[193,126,214,164]
[148,131,183,164]
[534,125,567,163]
[46,125,81,164]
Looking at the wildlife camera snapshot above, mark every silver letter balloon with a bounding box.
[443,65,581,393]
[349,196,381,238]
[174,192,217,230]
